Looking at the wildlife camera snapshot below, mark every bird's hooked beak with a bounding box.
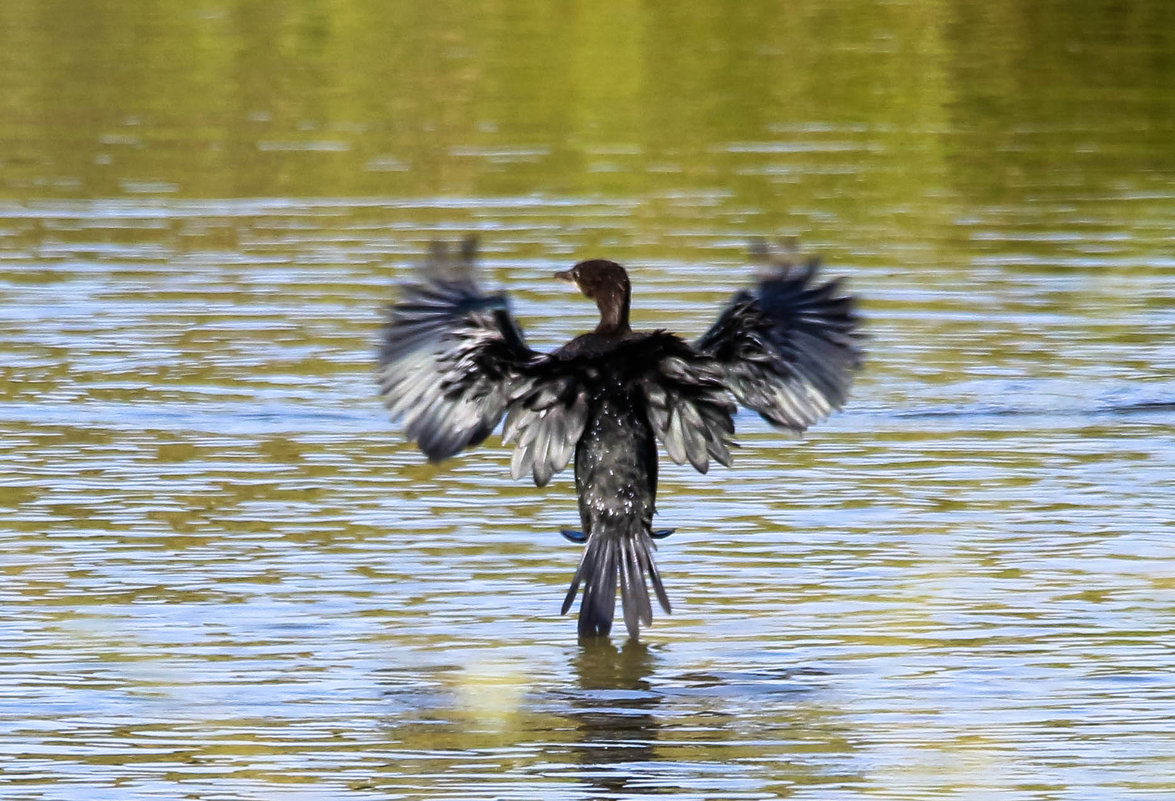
[553,268,578,289]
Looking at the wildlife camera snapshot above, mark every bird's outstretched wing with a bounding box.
[378,238,591,486]
[378,237,538,462]
[695,240,863,433]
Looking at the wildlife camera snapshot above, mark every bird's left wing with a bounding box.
[377,239,539,462]
[378,239,592,487]
[500,368,591,488]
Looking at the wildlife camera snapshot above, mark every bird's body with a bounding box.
[568,371,661,637]
[377,239,861,639]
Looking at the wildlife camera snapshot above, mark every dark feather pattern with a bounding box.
[695,240,863,433]
[377,238,591,485]
[377,244,536,462]
[503,380,590,487]
[563,523,668,639]
[639,335,737,474]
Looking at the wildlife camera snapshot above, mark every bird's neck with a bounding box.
[594,288,631,336]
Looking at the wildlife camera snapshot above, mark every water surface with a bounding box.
[1,1,1174,799]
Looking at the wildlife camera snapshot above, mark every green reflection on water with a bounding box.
[2,0,1172,218]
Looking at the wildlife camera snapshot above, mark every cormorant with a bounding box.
[377,238,862,639]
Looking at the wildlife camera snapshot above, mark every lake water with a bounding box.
[2,1,1173,799]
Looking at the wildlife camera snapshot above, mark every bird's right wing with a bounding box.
[638,333,738,475]
[695,241,863,433]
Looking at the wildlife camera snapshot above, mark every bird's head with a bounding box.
[554,259,630,301]
[555,259,632,335]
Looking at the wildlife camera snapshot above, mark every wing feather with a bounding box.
[696,241,863,432]
[377,238,538,463]
[637,332,738,475]
[504,373,590,487]
[379,240,596,483]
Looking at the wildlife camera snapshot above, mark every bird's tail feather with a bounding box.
[562,523,670,638]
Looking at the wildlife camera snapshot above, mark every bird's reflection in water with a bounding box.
[566,638,662,795]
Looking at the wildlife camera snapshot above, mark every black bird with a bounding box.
[377,238,862,639]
